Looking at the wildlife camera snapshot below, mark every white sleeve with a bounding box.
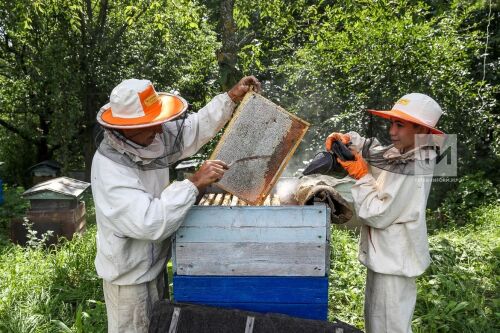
[351,172,419,229]
[93,159,199,241]
[166,93,236,162]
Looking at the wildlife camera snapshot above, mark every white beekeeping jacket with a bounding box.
[91,93,235,285]
[347,131,433,277]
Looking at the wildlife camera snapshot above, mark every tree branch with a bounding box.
[86,0,93,21]
[0,118,38,144]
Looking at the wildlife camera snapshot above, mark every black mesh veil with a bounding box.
[302,134,446,177]
[94,111,188,170]
[360,134,446,176]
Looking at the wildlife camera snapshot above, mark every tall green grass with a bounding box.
[0,227,106,332]
[414,205,499,332]
[0,193,106,333]
[0,184,498,332]
[329,205,500,332]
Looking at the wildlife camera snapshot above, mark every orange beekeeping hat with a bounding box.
[367,93,444,135]
[97,79,187,129]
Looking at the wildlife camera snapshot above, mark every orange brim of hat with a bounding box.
[367,109,444,135]
[98,93,188,129]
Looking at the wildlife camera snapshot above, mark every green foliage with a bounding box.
[329,204,500,332]
[414,204,500,332]
[430,172,499,227]
[233,0,498,192]
[0,0,221,183]
[0,197,105,332]
[328,227,366,328]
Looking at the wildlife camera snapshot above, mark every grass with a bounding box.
[0,191,106,332]
[0,185,498,332]
[329,205,500,332]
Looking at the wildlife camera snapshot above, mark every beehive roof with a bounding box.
[23,177,90,200]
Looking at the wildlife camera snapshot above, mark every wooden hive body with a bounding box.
[173,204,330,277]
[10,177,89,245]
[172,186,331,320]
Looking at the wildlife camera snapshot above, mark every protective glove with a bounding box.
[337,152,369,180]
[325,132,350,151]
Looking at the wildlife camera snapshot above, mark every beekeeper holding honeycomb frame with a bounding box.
[91,76,261,333]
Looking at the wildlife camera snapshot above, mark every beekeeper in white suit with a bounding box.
[325,93,444,333]
[91,76,261,332]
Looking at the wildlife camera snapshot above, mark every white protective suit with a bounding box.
[91,93,235,332]
[347,131,434,333]
[92,93,234,284]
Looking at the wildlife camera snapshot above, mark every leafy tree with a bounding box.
[233,0,498,202]
[0,0,219,183]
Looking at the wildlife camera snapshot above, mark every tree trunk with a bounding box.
[217,0,241,91]
[82,79,101,182]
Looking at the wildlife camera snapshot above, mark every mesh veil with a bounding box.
[94,111,188,170]
[360,135,445,176]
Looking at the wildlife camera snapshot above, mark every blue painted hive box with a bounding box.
[172,182,331,321]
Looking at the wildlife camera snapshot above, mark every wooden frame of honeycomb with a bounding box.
[210,92,309,205]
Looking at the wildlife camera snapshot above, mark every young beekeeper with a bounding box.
[325,93,444,333]
[91,76,261,333]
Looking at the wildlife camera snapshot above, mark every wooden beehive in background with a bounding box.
[10,177,90,245]
[210,92,309,205]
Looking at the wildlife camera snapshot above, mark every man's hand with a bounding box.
[325,132,350,151]
[188,160,229,191]
[337,152,369,180]
[227,76,262,103]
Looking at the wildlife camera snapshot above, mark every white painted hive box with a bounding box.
[173,203,330,277]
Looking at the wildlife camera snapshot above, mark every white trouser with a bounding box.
[103,273,166,333]
[364,269,416,333]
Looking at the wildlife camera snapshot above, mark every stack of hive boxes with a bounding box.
[172,190,331,320]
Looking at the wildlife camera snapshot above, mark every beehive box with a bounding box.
[173,203,330,276]
[173,275,328,320]
[210,92,309,205]
[10,202,86,245]
[172,179,330,320]
[11,177,90,245]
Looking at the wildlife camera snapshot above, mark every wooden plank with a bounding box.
[176,226,326,243]
[324,205,332,277]
[172,275,328,303]
[172,237,177,273]
[271,195,280,206]
[175,242,326,276]
[181,205,328,228]
[221,194,232,206]
[212,193,224,206]
[174,302,327,321]
[197,194,209,206]
[202,193,215,206]
[230,195,239,206]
